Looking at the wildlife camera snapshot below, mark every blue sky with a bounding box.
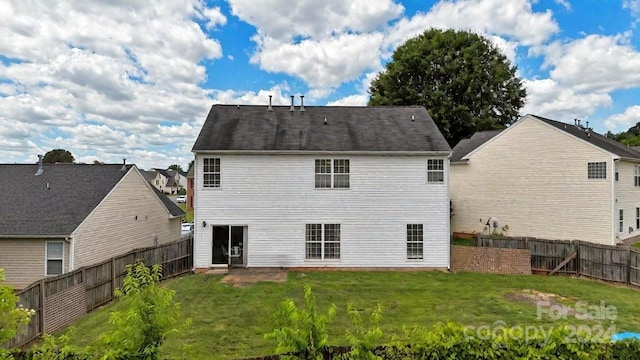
[1,0,640,169]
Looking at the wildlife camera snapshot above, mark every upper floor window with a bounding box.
[203,158,221,188]
[427,159,444,183]
[46,241,64,276]
[315,159,349,188]
[587,162,606,179]
[635,165,640,187]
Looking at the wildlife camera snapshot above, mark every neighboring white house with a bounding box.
[191,102,452,271]
[0,161,185,289]
[450,114,640,245]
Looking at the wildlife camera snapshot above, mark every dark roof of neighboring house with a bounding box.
[153,168,172,178]
[532,115,640,159]
[140,170,156,182]
[0,164,184,237]
[149,185,185,218]
[165,178,177,187]
[0,164,133,236]
[451,130,502,162]
[192,105,451,153]
[186,166,194,178]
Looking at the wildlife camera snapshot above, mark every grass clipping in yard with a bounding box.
[64,271,640,359]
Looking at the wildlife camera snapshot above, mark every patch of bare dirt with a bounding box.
[505,289,579,317]
[221,269,287,287]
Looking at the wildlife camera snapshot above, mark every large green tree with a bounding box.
[369,28,527,146]
[42,148,75,163]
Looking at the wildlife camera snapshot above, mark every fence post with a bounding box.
[475,233,480,247]
[575,240,580,277]
[39,279,45,335]
[111,257,116,300]
[627,247,632,285]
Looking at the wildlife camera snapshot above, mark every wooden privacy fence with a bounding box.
[476,235,640,287]
[4,237,193,349]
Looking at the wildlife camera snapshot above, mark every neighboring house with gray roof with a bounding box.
[0,162,185,289]
[191,103,451,271]
[451,114,640,245]
[147,168,185,194]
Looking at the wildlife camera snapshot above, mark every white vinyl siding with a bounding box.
[46,241,64,275]
[203,158,221,188]
[451,115,614,245]
[194,154,450,269]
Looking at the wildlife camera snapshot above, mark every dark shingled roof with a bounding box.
[532,115,640,159]
[0,164,184,237]
[149,185,185,218]
[192,105,451,153]
[451,130,502,162]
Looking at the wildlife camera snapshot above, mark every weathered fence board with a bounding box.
[478,235,637,287]
[3,237,193,349]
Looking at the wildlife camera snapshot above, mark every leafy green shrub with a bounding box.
[341,304,383,360]
[97,260,190,360]
[264,284,337,359]
[0,269,34,359]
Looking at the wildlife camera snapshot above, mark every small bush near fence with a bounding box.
[476,235,640,288]
[2,237,193,350]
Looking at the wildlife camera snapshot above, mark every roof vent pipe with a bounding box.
[586,121,589,130]
[267,95,273,111]
[35,155,44,176]
[120,158,127,172]
[300,95,305,111]
[289,95,295,111]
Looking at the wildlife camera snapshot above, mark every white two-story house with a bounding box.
[191,102,452,271]
[451,114,640,245]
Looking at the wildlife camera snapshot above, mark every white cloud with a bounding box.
[386,0,559,49]
[604,105,640,130]
[521,78,612,120]
[0,0,226,169]
[251,33,385,90]
[624,0,640,18]
[555,0,571,11]
[540,33,640,93]
[228,0,403,41]
[327,94,369,106]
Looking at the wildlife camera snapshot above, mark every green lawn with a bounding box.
[451,237,476,246]
[177,203,193,222]
[65,271,640,359]
[633,242,640,249]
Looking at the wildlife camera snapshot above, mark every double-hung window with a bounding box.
[619,209,624,233]
[46,241,64,276]
[305,224,341,260]
[427,159,444,183]
[636,207,639,230]
[587,162,606,179]
[315,159,349,188]
[203,158,221,188]
[407,224,424,260]
[635,165,640,187]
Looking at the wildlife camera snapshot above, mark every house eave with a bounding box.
[192,150,452,156]
[0,234,71,240]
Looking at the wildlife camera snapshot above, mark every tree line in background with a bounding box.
[606,122,640,147]
[40,149,194,173]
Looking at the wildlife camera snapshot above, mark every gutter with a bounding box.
[192,150,453,156]
[0,234,71,239]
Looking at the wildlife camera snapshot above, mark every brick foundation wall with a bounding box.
[451,245,531,275]
[44,283,87,333]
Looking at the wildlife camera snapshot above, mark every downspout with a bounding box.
[68,236,75,271]
[612,158,618,246]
